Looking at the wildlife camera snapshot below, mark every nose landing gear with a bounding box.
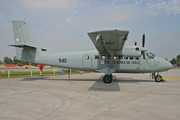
[155,74,163,82]
[152,73,163,82]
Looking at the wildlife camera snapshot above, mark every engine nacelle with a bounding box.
[115,46,147,57]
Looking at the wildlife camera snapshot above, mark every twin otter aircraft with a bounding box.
[10,19,172,83]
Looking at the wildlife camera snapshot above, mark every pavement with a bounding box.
[0,68,180,120]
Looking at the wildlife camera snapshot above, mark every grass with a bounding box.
[0,71,93,79]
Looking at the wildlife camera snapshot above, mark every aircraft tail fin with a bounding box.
[11,19,43,62]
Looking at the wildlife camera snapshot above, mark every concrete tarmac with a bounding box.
[0,69,180,120]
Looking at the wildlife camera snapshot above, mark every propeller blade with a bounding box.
[142,33,145,47]
[143,52,146,61]
[142,33,146,61]
[135,41,137,46]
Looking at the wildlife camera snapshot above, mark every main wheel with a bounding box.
[110,74,113,78]
[103,75,112,83]
[155,74,162,82]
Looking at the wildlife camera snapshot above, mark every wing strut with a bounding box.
[109,50,115,69]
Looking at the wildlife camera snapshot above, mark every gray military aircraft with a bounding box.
[10,19,172,83]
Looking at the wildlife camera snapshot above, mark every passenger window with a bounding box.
[130,57,133,60]
[85,56,89,60]
[95,55,99,59]
[101,55,105,59]
[119,55,123,59]
[125,57,128,60]
[114,55,117,60]
[107,55,111,59]
[135,58,139,60]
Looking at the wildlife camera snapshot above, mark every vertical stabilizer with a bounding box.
[12,19,42,62]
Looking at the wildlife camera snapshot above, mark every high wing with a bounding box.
[88,29,129,75]
[87,28,129,54]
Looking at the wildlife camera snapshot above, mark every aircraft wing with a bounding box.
[88,29,129,74]
[88,29,129,54]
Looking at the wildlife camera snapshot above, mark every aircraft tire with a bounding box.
[103,75,112,83]
[110,74,113,78]
[155,74,162,82]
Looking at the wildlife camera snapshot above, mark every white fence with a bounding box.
[1,69,74,78]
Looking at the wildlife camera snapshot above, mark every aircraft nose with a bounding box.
[156,57,172,71]
[160,59,172,71]
[166,61,172,70]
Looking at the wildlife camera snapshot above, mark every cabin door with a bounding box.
[82,55,92,68]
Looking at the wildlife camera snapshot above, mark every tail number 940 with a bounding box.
[59,58,67,63]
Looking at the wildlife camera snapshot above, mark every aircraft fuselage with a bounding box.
[25,49,171,74]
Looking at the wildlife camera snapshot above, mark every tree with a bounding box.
[11,56,30,66]
[177,55,180,60]
[3,57,14,64]
[176,59,180,67]
[16,60,29,66]
[3,56,32,66]
[13,56,20,64]
[31,63,38,66]
[17,62,24,66]
[170,58,176,64]
[0,60,3,65]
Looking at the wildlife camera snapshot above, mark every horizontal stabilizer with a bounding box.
[9,45,47,51]
[9,45,36,49]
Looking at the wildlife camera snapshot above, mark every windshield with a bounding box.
[150,52,156,57]
[146,52,156,59]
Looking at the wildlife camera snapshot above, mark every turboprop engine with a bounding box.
[115,33,148,58]
[115,45,147,57]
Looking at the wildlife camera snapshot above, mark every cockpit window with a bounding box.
[146,52,155,59]
[150,52,156,57]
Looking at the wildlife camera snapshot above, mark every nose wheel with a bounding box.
[155,74,162,82]
[103,75,112,83]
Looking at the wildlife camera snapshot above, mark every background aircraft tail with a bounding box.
[11,19,43,63]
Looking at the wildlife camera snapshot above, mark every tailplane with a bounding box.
[11,19,43,63]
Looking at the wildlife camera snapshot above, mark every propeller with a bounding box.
[142,33,146,61]
[135,33,147,61]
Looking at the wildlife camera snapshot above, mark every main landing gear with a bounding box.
[103,74,113,83]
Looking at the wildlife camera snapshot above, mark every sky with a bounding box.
[0,0,180,61]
